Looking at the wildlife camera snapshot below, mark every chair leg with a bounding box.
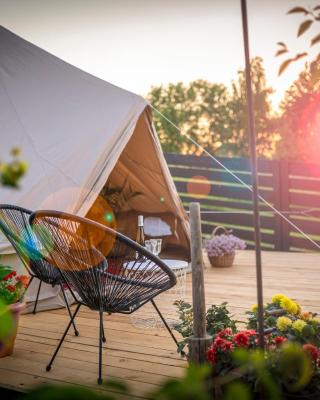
[151,299,185,356]
[32,280,42,314]
[60,283,79,336]
[98,310,104,385]
[26,275,34,291]
[101,315,106,343]
[46,303,81,372]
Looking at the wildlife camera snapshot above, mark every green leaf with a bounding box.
[275,49,288,57]
[311,33,320,46]
[278,59,292,75]
[287,7,309,15]
[297,20,313,37]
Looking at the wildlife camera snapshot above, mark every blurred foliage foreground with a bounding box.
[0,148,28,188]
[10,294,320,400]
[16,348,320,400]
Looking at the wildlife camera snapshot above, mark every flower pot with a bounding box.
[208,253,235,268]
[0,302,25,358]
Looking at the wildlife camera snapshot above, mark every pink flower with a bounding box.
[204,234,246,257]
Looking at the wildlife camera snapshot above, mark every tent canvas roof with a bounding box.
[0,25,190,259]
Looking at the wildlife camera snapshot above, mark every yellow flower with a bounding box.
[280,297,299,315]
[251,304,258,312]
[292,319,307,333]
[277,316,292,332]
[272,294,286,304]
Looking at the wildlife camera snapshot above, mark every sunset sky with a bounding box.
[0,0,319,110]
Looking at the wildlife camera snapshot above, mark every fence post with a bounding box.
[188,202,213,364]
[272,159,283,251]
[280,159,290,251]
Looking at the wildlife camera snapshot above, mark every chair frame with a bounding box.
[30,209,183,384]
[0,204,78,335]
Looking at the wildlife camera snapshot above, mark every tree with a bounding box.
[148,80,231,155]
[276,60,320,162]
[227,57,277,158]
[148,57,276,158]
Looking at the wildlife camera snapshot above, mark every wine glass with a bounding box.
[145,239,162,256]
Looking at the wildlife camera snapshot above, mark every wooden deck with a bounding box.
[0,250,319,398]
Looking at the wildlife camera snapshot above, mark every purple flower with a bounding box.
[204,234,246,257]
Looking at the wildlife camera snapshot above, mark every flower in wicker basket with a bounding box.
[204,226,246,268]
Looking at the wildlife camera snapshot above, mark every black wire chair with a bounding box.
[0,204,78,335]
[29,210,181,385]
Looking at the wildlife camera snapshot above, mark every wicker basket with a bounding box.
[207,226,235,268]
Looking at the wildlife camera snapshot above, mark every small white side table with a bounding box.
[129,259,189,329]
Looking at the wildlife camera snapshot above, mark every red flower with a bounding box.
[274,336,287,347]
[6,284,16,293]
[223,340,233,351]
[3,271,17,281]
[214,337,226,347]
[244,330,257,336]
[303,344,319,361]
[217,328,233,338]
[207,348,216,363]
[214,337,233,351]
[233,332,249,347]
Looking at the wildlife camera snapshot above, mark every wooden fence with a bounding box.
[164,153,320,252]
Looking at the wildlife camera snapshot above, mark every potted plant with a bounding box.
[173,300,239,355]
[204,226,246,268]
[0,265,29,357]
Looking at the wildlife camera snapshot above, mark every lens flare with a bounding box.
[296,92,320,170]
[187,175,211,199]
[104,212,114,223]
[20,226,52,262]
[29,225,55,259]
[84,195,116,257]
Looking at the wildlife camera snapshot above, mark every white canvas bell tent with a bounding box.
[0,25,190,311]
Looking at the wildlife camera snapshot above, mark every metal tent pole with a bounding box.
[240,0,265,348]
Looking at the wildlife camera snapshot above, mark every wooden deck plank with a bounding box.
[0,250,319,397]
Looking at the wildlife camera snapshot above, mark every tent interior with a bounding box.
[85,108,190,261]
